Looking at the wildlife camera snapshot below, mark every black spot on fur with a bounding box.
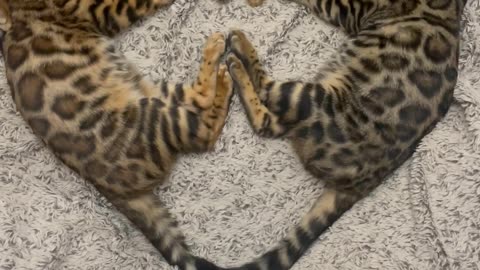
[51,94,85,119]
[332,148,357,166]
[427,0,452,9]
[444,66,458,82]
[387,148,402,160]
[424,33,451,63]
[349,67,369,82]
[396,124,417,142]
[80,111,105,130]
[360,58,381,73]
[324,94,335,117]
[296,126,310,138]
[101,112,118,138]
[7,45,29,70]
[194,257,221,270]
[28,117,50,137]
[17,73,46,112]
[327,121,346,143]
[312,148,326,160]
[360,96,385,115]
[277,82,296,117]
[43,61,78,80]
[314,84,326,106]
[380,52,410,70]
[408,70,442,98]
[374,122,396,144]
[296,225,314,252]
[311,121,324,143]
[31,36,58,55]
[73,75,98,94]
[399,105,431,124]
[297,85,313,121]
[438,89,454,116]
[369,87,405,107]
[10,21,33,42]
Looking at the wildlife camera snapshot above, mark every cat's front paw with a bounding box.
[227,30,246,55]
[204,32,226,63]
[226,53,251,89]
[227,30,259,68]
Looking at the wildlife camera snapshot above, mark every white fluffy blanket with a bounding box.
[1,0,479,269]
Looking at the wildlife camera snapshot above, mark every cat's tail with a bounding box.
[108,188,360,270]
[227,189,362,270]
[109,192,223,270]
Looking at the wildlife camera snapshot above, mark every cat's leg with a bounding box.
[154,32,227,111]
[156,69,233,153]
[147,33,233,152]
[199,64,234,150]
[226,31,270,94]
[226,30,328,138]
[227,53,324,138]
[56,0,174,36]
[183,64,233,152]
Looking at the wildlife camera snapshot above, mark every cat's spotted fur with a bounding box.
[225,0,465,269]
[0,0,233,269]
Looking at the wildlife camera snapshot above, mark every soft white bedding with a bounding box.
[0,0,479,269]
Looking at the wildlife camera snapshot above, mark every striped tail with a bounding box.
[109,192,223,270]
[229,189,361,270]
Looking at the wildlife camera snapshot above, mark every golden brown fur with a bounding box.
[223,0,465,268]
[0,0,233,269]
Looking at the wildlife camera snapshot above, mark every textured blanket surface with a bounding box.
[1,1,479,269]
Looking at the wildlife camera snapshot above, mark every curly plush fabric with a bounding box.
[0,1,479,269]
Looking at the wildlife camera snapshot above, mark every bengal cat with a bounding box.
[224,0,466,268]
[0,0,233,269]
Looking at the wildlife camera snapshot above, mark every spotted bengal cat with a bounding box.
[0,0,233,269]
[224,0,465,268]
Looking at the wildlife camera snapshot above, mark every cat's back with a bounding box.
[2,8,156,175]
